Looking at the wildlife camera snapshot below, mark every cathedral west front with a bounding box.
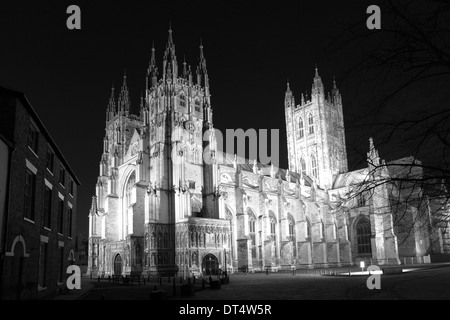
[87,27,450,278]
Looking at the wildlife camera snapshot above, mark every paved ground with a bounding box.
[53,263,450,300]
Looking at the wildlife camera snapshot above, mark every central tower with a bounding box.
[284,68,348,189]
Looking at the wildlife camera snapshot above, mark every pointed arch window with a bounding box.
[300,158,306,177]
[305,218,312,240]
[288,213,296,258]
[321,220,326,241]
[269,212,277,259]
[311,155,318,179]
[308,113,314,134]
[248,210,257,258]
[299,117,304,138]
[270,217,276,235]
[356,216,372,254]
[125,171,136,207]
[179,93,186,107]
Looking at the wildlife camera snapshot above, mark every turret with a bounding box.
[311,65,324,98]
[285,81,295,108]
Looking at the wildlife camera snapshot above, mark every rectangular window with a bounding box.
[46,148,54,172]
[24,168,36,220]
[28,124,39,154]
[69,179,74,195]
[58,247,64,283]
[39,242,48,287]
[189,181,195,190]
[195,106,201,112]
[43,186,52,228]
[59,166,65,186]
[58,199,64,234]
[68,207,73,238]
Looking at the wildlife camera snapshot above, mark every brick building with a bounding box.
[0,85,81,299]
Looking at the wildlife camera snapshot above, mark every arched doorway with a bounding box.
[11,241,24,300]
[202,253,218,276]
[114,254,122,276]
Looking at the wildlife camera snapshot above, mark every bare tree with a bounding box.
[331,0,450,256]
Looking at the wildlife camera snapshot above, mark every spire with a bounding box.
[118,70,131,115]
[168,22,174,48]
[163,24,177,80]
[147,42,158,88]
[367,137,381,170]
[89,195,98,216]
[182,56,187,78]
[312,65,324,96]
[199,38,207,71]
[197,39,209,88]
[165,23,176,58]
[106,83,116,122]
[150,42,156,69]
[285,80,294,108]
[332,76,340,104]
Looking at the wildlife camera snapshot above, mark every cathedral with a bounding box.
[87,28,450,277]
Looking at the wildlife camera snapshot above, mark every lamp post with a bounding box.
[183,248,186,280]
[223,244,227,282]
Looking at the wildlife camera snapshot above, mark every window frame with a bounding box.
[24,168,36,221]
[179,93,186,107]
[194,99,201,113]
[46,147,54,173]
[299,117,304,138]
[28,123,39,155]
[311,155,318,179]
[59,166,66,187]
[68,205,73,238]
[356,217,372,254]
[57,198,64,235]
[43,184,52,229]
[308,113,314,135]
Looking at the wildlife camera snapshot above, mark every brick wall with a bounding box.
[0,93,78,300]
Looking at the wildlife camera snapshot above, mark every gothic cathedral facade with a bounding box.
[88,28,447,277]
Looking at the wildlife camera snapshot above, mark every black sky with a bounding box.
[2,0,428,236]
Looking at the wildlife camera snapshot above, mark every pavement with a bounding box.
[53,274,97,300]
[52,262,450,300]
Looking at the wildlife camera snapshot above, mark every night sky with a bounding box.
[2,0,437,236]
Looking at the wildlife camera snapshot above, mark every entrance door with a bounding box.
[202,253,218,275]
[114,254,122,276]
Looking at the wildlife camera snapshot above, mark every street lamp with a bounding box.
[360,261,365,272]
[223,244,228,282]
